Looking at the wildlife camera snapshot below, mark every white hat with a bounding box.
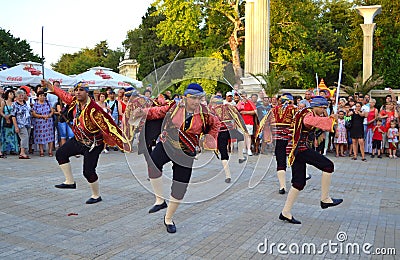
[226,91,233,96]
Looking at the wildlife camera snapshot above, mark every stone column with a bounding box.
[355,5,381,84]
[243,0,270,93]
[244,0,255,76]
[244,0,269,76]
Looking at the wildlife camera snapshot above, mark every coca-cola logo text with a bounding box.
[23,65,42,76]
[95,70,112,79]
[6,76,22,81]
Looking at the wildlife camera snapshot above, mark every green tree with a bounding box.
[0,28,41,67]
[52,41,123,75]
[123,6,184,80]
[269,0,340,89]
[371,0,400,88]
[152,0,245,83]
[342,73,384,96]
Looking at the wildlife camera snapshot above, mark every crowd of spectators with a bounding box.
[1,83,399,162]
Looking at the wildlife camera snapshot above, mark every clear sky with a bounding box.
[1,0,155,67]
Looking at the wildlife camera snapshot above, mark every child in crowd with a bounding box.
[387,120,399,158]
[334,110,347,157]
[371,119,385,158]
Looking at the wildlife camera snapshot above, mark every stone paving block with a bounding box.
[0,152,398,259]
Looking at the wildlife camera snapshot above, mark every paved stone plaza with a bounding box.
[0,148,398,259]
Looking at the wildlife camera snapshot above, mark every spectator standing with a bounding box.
[97,93,110,113]
[237,91,257,156]
[11,89,32,159]
[118,92,129,127]
[92,89,100,102]
[334,110,347,157]
[380,101,398,155]
[143,89,152,98]
[97,93,111,154]
[223,92,236,106]
[56,99,74,147]
[365,99,378,154]
[1,89,19,156]
[387,120,399,158]
[233,92,240,104]
[344,103,353,156]
[32,91,55,157]
[360,94,370,139]
[106,89,119,126]
[349,102,367,161]
[117,88,125,102]
[371,119,385,158]
[303,90,312,107]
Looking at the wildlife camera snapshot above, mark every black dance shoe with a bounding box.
[238,158,247,164]
[320,198,343,209]
[225,178,231,183]
[279,188,285,194]
[148,201,168,213]
[86,197,102,204]
[279,213,301,224]
[164,218,176,233]
[55,182,76,189]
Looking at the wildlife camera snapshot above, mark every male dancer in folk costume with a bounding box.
[258,93,298,194]
[209,95,247,183]
[43,80,131,204]
[123,89,167,159]
[133,83,220,233]
[280,96,343,224]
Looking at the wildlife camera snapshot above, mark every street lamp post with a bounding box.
[355,5,382,84]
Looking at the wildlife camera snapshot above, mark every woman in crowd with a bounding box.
[96,92,110,114]
[349,102,366,161]
[32,91,55,157]
[118,93,129,128]
[365,99,378,154]
[96,92,111,153]
[1,89,19,156]
[11,89,32,159]
[380,101,398,156]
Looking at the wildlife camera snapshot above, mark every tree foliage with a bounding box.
[342,73,384,96]
[52,41,123,75]
[123,6,185,80]
[152,0,245,83]
[0,28,41,67]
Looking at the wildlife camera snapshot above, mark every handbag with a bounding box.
[2,117,13,128]
[2,105,13,128]
[59,104,70,123]
[345,119,352,130]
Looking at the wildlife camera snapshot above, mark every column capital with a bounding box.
[355,5,382,24]
[360,23,376,37]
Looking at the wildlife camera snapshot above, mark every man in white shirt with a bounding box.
[223,92,236,105]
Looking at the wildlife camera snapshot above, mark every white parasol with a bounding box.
[73,67,142,89]
[0,61,76,86]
